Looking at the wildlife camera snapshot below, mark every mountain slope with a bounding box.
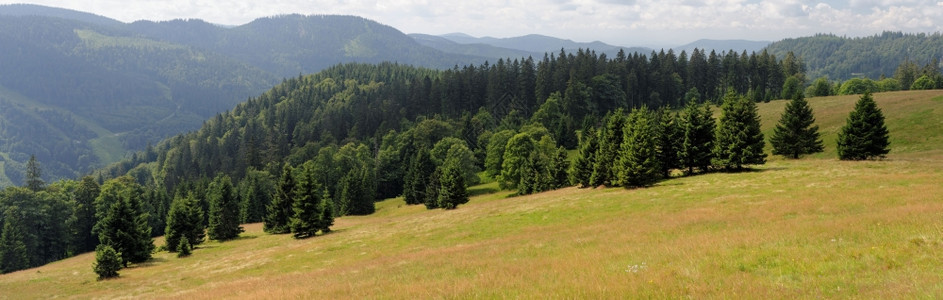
[3,91,943,298]
[765,32,943,81]
[128,15,483,77]
[0,6,487,186]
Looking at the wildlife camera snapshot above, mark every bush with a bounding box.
[177,237,192,257]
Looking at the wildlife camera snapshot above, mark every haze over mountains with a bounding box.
[0,3,940,187]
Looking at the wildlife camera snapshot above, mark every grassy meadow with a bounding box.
[2,90,943,299]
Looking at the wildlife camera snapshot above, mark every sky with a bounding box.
[3,0,943,47]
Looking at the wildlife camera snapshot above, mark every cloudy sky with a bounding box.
[3,0,943,47]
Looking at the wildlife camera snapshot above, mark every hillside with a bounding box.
[3,90,943,298]
[0,5,485,186]
[765,32,943,81]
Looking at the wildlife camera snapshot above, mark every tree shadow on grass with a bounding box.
[469,185,499,197]
[128,257,168,269]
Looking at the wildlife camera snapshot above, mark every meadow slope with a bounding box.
[1,90,943,299]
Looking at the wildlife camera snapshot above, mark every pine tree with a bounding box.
[570,127,598,188]
[713,90,766,171]
[93,245,122,279]
[24,155,44,192]
[771,93,824,159]
[617,107,661,187]
[265,164,294,234]
[290,161,326,238]
[164,192,205,253]
[678,101,716,175]
[437,161,469,209]
[837,92,891,160]
[207,175,243,241]
[0,208,29,273]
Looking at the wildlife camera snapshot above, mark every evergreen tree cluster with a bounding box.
[264,162,336,239]
[571,90,767,188]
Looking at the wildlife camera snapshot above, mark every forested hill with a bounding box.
[105,46,800,198]
[0,5,486,187]
[765,32,943,81]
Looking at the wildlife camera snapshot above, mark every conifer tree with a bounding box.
[549,147,571,189]
[207,175,243,241]
[0,208,29,273]
[678,101,715,174]
[24,155,44,192]
[265,164,295,234]
[837,92,890,160]
[93,245,121,279]
[570,127,598,188]
[164,192,205,253]
[771,93,824,158]
[591,109,626,186]
[403,149,434,205]
[437,160,469,209]
[177,236,191,257]
[96,183,153,267]
[72,176,101,253]
[656,106,681,178]
[618,107,660,187]
[713,90,766,170]
[290,161,326,238]
[317,191,334,234]
[424,168,442,209]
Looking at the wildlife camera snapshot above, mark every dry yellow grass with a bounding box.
[2,90,943,299]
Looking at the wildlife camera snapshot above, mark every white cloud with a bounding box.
[2,0,942,46]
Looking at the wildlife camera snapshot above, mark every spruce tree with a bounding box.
[207,175,243,241]
[771,93,824,158]
[713,90,766,171]
[617,107,660,187]
[0,208,29,273]
[592,109,627,186]
[93,245,122,279]
[164,192,205,253]
[656,107,681,178]
[265,164,295,234]
[549,147,571,189]
[24,154,44,192]
[290,161,326,238]
[424,168,442,209]
[97,189,153,267]
[317,190,334,234]
[73,176,101,253]
[837,92,890,160]
[678,101,716,175]
[177,237,191,257]
[437,160,469,210]
[403,149,434,205]
[571,127,598,188]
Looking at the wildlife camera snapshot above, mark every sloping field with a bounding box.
[2,90,943,299]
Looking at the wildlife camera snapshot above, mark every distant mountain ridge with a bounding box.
[672,39,771,54]
[0,5,486,186]
[420,33,652,58]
